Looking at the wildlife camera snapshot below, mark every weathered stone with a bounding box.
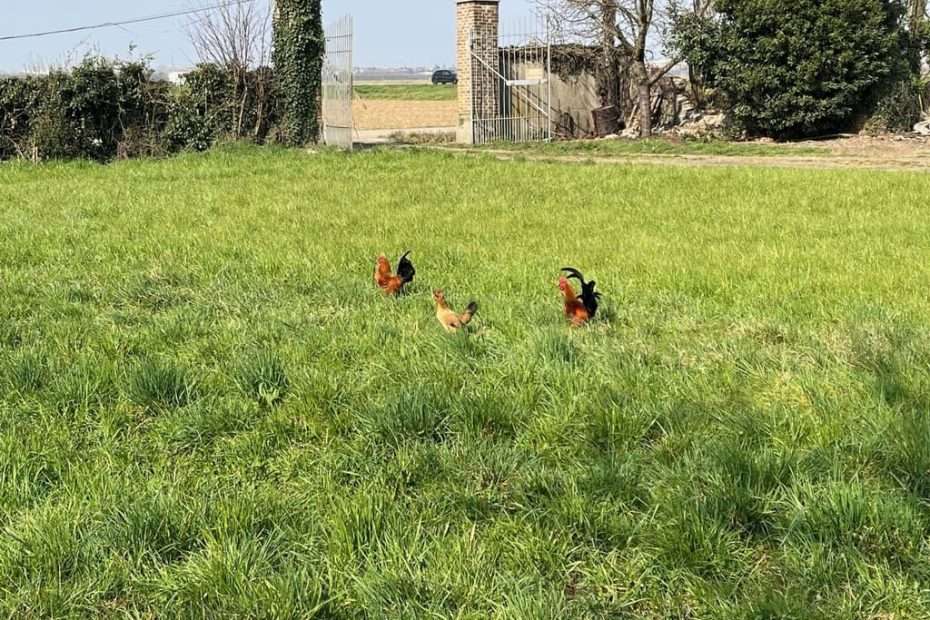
[672,112,727,139]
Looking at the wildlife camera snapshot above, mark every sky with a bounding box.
[0,0,537,72]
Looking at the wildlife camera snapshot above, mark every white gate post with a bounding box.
[323,15,354,150]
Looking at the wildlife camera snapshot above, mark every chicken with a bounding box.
[375,251,416,295]
[433,289,478,332]
[559,276,589,326]
[559,267,601,326]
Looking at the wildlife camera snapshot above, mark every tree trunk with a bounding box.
[910,0,927,32]
[597,2,621,110]
[689,63,705,110]
[597,54,622,111]
[606,56,622,111]
[632,61,652,137]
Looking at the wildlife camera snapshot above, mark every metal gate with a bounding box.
[322,15,353,149]
[469,19,552,145]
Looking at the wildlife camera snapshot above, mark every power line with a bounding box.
[0,0,257,42]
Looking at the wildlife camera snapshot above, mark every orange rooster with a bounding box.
[559,267,600,326]
[433,289,478,332]
[374,251,416,296]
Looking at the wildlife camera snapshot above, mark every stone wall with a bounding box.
[507,57,599,138]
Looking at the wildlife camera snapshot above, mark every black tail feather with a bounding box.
[396,250,416,284]
[461,301,478,325]
[562,267,600,318]
[561,267,585,283]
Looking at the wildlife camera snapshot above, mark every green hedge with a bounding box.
[0,57,277,162]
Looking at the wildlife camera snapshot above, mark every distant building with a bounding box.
[167,71,189,85]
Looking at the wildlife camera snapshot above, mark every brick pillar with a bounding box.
[456,0,500,144]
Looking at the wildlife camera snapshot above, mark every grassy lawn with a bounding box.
[2,146,930,618]
[355,83,458,101]
[465,137,830,158]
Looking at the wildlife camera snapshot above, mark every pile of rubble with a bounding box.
[616,76,730,139]
[914,118,930,136]
[669,108,728,139]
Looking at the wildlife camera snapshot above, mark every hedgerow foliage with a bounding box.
[673,0,918,138]
[272,0,324,146]
[0,57,277,161]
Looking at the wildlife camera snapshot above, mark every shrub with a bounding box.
[0,76,44,159]
[182,64,278,144]
[60,58,123,159]
[866,74,926,132]
[0,56,278,162]
[673,0,918,138]
[163,86,216,153]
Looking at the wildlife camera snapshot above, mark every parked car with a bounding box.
[431,70,458,85]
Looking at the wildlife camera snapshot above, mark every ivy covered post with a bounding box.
[272,0,324,145]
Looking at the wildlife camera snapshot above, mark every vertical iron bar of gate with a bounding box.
[323,15,353,149]
[546,14,552,142]
[469,15,551,145]
[521,28,526,142]
[469,28,473,144]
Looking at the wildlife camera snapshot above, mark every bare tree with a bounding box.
[188,0,272,71]
[187,0,273,137]
[539,0,712,137]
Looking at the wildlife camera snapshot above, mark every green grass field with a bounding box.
[354,83,458,101]
[2,145,930,618]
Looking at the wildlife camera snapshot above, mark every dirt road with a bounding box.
[427,139,930,173]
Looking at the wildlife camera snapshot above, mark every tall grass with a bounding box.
[0,145,929,617]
